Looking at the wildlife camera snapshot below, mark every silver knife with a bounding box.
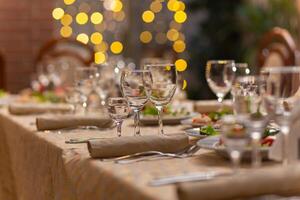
[149,171,232,186]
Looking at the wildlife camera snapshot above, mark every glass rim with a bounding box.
[235,75,265,82]
[144,63,175,67]
[125,69,151,73]
[261,66,300,73]
[235,63,248,68]
[207,60,235,64]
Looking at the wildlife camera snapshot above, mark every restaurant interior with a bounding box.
[1,0,300,200]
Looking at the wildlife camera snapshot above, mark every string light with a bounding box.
[142,10,155,23]
[95,52,106,64]
[91,12,103,25]
[140,31,153,43]
[173,40,186,53]
[76,33,89,44]
[76,12,88,25]
[110,41,123,54]
[60,26,72,38]
[64,0,76,5]
[175,59,187,72]
[90,32,103,45]
[174,11,187,23]
[167,29,179,41]
[61,14,73,26]
[52,8,65,20]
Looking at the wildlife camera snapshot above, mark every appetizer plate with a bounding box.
[140,113,197,126]
[197,135,270,160]
[185,128,207,139]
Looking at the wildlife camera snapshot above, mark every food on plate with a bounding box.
[142,104,190,117]
[191,109,232,126]
[199,125,219,136]
[16,89,65,103]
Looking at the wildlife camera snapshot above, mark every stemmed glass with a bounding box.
[107,97,130,137]
[75,67,97,114]
[144,64,177,135]
[120,70,152,136]
[232,76,268,167]
[206,60,235,107]
[261,67,300,165]
[221,115,249,173]
[94,64,112,106]
[65,86,81,114]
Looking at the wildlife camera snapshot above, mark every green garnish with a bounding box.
[200,125,219,136]
[0,89,6,98]
[208,109,232,121]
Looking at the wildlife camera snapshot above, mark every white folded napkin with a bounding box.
[88,134,189,158]
[8,103,71,115]
[36,115,113,131]
[177,165,300,200]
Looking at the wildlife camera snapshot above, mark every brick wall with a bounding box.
[0,0,55,92]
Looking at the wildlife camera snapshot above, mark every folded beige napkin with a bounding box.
[36,115,113,131]
[8,103,71,115]
[193,100,232,113]
[88,134,189,158]
[177,165,300,200]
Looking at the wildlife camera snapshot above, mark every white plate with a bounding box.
[140,113,197,126]
[197,135,270,160]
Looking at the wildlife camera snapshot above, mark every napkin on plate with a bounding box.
[87,134,189,158]
[36,115,113,131]
[8,103,72,115]
[193,100,232,113]
[177,165,300,200]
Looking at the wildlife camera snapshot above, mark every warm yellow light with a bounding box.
[76,33,89,44]
[167,0,180,12]
[175,59,188,72]
[61,14,73,26]
[91,12,103,24]
[95,42,108,52]
[174,11,187,23]
[140,31,152,43]
[173,40,186,53]
[182,79,187,90]
[60,26,72,38]
[64,0,76,5]
[142,10,155,23]
[113,11,126,22]
[112,0,123,12]
[76,12,88,25]
[150,1,162,13]
[155,32,167,44]
[110,41,123,54]
[90,32,103,45]
[95,52,106,64]
[167,29,179,41]
[52,8,64,20]
[178,1,186,11]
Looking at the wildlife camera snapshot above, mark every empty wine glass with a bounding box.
[120,70,152,136]
[93,63,112,106]
[261,67,300,165]
[206,60,235,107]
[233,63,251,77]
[107,97,130,137]
[75,67,97,113]
[221,115,249,173]
[65,86,81,114]
[232,76,268,167]
[144,64,177,135]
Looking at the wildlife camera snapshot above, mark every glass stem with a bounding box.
[116,120,122,137]
[251,131,262,168]
[217,96,224,111]
[231,150,241,174]
[133,109,141,136]
[281,125,290,165]
[156,106,164,135]
[83,101,88,114]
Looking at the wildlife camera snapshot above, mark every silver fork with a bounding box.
[101,145,197,162]
[115,145,201,164]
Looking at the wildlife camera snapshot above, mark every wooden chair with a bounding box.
[35,38,95,66]
[257,27,297,68]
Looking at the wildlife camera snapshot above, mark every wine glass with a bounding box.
[261,66,300,165]
[75,67,97,113]
[107,97,130,137]
[144,64,177,135]
[221,115,250,173]
[206,60,235,107]
[65,86,81,114]
[232,76,268,167]
[93,63,112,106]
[120,70,152,136]
[233,63,251,78]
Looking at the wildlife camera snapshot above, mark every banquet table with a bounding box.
[0,106,279,200]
